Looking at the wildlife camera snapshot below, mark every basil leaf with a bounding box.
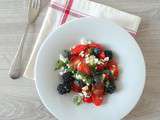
[54,60,65,70]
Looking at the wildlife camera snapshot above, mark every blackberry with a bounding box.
[93,48,101,55]
[104,50,113,60]
[62,72,74,83]
[62,50,70,58]
[57,83,71,95]
[105,80,116,94]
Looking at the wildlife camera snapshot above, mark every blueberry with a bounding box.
[62,50,70,58]
[93,48,101,55]
[105,80,116,94]
[104,50,113,60]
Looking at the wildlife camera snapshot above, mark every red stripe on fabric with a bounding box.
[51,1,91,17]
[50,2,137,38]
[50,4,83,17]
[59,1,69,25]
[60,0,73,25]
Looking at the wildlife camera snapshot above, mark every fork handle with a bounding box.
[9,24,29,79]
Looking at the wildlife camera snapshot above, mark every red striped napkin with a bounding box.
[24,0,141,80]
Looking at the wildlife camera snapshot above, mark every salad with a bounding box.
[55,39,119,106]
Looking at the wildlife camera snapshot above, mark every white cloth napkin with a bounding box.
[23,0,141,80]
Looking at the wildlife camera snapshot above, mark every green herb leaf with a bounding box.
[90,64,97,72]
[54,60,65,70]
[85,77,93,85]
[103,69,110,74]
[65,67,76,74]
[76,72,93,85]
[72,95,83,105]
[105,80,110,88]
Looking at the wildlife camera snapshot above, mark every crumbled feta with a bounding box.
[59,69,66,75]
[86,83,90,86]
[82,91,88,97]
[70,45,75,51]
[85,55,98,65]
[75,73,83,79]
[79,51,85,57]
[80,38,88,45]
[103,57,109,62]
[102,74,105,78]
[59,54,67,63]
[82,79,86,82]
[82,86,89,91]
[66,64,71,68]
[80,38,92,45]
[87,40,92,44]
[85,54,89,58]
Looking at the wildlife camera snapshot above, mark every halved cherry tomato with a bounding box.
[107,60,119,79]
[106,60,118,68]
[71,82,82,93]
[71,44,87,55]
[96,64,105,71]
[92,82,105,96]
[70,56,83,70]
[98,52,106,59]
[103,73,111,80]
[77,62,91,75]
[84,48,90,57]
[83,96,92,103]
[109,65,119,79]
[92,94,104,106]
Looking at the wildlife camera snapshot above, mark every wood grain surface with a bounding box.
[0,0,160,120]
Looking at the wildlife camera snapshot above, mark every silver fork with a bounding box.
[9,0,40,79]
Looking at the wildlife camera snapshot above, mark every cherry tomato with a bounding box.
[96,64,105,71]
[103,73,111,80]
[92,82,105,96]
[71,82,82,93]
[106,60,119,79]
[83,96,92,103]
[71,44,87,55]
[109,66,119,79]
[77,62,91,75]
[70,56,83,70]
[98,52,106,59]
[106,60,118,68]
[92,94,104,106]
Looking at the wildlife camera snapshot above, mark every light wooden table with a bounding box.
[0,0,160,120]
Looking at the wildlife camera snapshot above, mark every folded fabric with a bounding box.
[23,0,141,80]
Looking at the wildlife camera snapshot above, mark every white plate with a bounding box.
[35,17,146,120]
